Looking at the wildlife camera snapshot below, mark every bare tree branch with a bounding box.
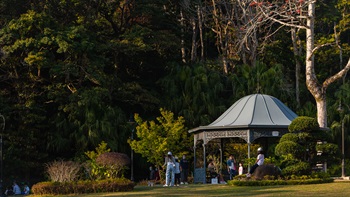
[323,58,350,88]
[307,43,334,61]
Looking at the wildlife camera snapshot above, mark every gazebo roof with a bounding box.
[189,94,297,133]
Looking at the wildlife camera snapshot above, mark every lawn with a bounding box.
[29,181,350,197]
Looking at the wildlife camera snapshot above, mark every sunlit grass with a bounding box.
[29,181,350,197]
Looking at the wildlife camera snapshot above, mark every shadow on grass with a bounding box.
[30,182,350,197]
[98,184,293,197]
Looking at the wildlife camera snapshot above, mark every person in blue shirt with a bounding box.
[12,181,21,195]
[227,155,236,180]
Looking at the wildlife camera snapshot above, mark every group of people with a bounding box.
[209,147,265,181]
[162,152,189,187]
[4,181,30,196]
[153,147,264,187]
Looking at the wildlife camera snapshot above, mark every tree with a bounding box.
[128,108,188,179]
[84,141,111,180]
[238,0,350,128]
[275,116,337,175]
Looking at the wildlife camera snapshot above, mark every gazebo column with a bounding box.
[193,145,196,180]
[202,143,207,184]
[247,143,251,172]
[248,130,251,172]
[220,139,223,173]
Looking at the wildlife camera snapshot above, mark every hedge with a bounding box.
[31,178,135,195]
[228,178,334,186]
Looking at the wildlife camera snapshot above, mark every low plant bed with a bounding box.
[228,177,334,186]
[31,178,135,195]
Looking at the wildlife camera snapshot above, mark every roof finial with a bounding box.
[256,85,261,94]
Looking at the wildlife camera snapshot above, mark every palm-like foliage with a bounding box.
[159,63,233,128]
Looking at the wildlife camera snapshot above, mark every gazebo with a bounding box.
[188,94,298,183]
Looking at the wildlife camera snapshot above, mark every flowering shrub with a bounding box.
[95,152,130,179]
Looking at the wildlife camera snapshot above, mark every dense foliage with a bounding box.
[129,108,189,177]
[288,116,320,133]
[275,117,338,176]
[0,0,349,186]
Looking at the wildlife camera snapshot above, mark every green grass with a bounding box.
[29,181,350,197]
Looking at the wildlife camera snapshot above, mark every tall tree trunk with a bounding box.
[190,16,197,62]
[180,9,187,63]
[291,27,301,108]
[305,2,327,127]
[211,0,229,74]
[197,6,205,61]
[316,95,327,128]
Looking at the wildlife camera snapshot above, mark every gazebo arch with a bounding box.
[188,94,298,183]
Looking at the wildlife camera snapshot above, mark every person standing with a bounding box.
[180,154,189,184]
[227,155,236,180]
[238,163,243,175]
[148,165,155,187]
[154,167,160,184]
[246,147,264,177]
[174,157,181,186]
[163,151,175,187]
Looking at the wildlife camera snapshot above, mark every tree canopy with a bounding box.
[0,0,349,182]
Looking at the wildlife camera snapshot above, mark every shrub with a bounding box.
[31,178,135,195]
[311,171,330,179]
[279,133,299,143]
[46,160,81,182]
[282,161,310,176]
[288,116,319,133]
[316,143,338,155]
[229,178,333,186]
[95,152,130,179]
[275,141,302,156]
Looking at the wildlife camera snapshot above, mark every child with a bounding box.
[174,157,181,186]
[23,184,30,195]
[246,147,264,177]
[154,167,160,184]
[238,163,243,175]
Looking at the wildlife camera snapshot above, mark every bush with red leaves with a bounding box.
[95,152,131,179]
